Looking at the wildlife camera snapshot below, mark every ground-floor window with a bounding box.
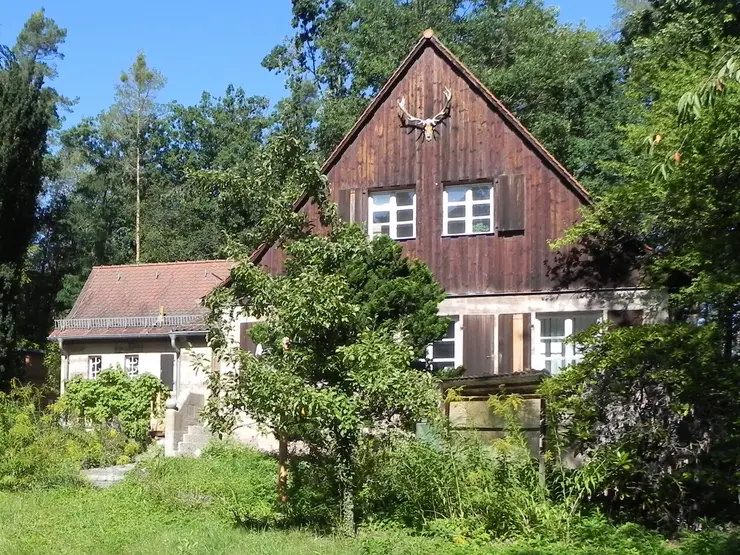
[88,355,102,379]
[124,354,139,377]
[427,316,462,373]
[534,312,601,374]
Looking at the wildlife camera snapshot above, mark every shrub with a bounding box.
[542,323,740,529]
[57,367,169,444]
[357,425,569,543]
[125,440,278,525]
[0,383,136,490]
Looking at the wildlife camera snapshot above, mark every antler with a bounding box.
[430,87,452,124]
[397,96,425,127]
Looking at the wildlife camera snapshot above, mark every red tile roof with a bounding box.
[51,260,234,339]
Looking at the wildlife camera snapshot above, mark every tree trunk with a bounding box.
[277,432,288,504]
[135,144,141,264]
[336,448,355,536]
[339,476,355,537]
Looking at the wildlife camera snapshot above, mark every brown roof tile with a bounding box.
[59,259,234,324]
[51,260,234,339]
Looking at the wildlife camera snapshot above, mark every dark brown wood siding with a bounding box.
[260,43,588,295]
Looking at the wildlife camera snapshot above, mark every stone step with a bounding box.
[82,463,136,488]
[181,436,210,447]
[177,441,204,457]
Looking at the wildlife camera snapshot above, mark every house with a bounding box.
[54,30,657,456]
[249,29,656,380]
[50,260,234,396]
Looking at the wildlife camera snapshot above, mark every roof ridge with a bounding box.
[92,259,233,270]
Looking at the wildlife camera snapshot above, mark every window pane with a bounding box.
[446,187,467,203]
[432,361,455,372]
[473,203,490,217]
[379,225,391,236]
[372,193,391,206]
[543,339,564,357]
[447,205,465,218]
[432,341,455,359]
[397,209,414,222]
[443,321,456,339]
[472,185,492,201]
[447,220,466,235]
[472,219,491,233]
[396,224,414,238]
[396,191,414,207]
[541,317,566,337]
[574,313,601,333]
[373,211,390,224]
[546,359,567,374]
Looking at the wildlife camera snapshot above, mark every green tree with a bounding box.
[101,53,165,264]
[0,50,51,383]
[202,135,447,534]
[9,10,70,346]
[542,0,740,528]
[265,0,628,191]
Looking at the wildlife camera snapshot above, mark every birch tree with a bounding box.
[103,53,165,263]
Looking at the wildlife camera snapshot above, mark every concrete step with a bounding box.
[82,463,136,488]
[181,435,210,447]
[177,441,204,457]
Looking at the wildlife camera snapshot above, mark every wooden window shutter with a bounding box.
[495,174,526,233]
[338,189,352,222]
[239,322,257,353]
[462,315,496,376]
[160,354,174,390]
[338,188,366,227]
[607,310,643,328]
[498,313,531,374]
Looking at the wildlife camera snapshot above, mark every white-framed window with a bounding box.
[534,312,601,374]
[124,355,139,377]
[88,356,102,379]
[427,316,462,372]
[443,183,494,236]
[368,189,416,239]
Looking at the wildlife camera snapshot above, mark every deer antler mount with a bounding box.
[397,87,452,142]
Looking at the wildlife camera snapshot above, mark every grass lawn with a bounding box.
[0,445,463,555]
[0,443,737,555]
[0,487,362,555]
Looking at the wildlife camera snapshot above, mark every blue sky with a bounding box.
[2,1,616,128]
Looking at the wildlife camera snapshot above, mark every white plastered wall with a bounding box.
[439,288,665,319]
[66,339,174,380]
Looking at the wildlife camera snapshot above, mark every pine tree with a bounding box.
[0,49,51,383]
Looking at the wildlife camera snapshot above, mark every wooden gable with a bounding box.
[256,30,592,295]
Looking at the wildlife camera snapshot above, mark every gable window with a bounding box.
[443,183,494,236]
[535,312,601,374]
[124,355,139,377]
[88,356,102,379]
[427,316,462,372]
[368,190,416,239]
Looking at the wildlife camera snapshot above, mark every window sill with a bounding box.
[369,236,417,242]
[441,232,497,239]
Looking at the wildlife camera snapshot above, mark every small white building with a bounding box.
[50,260,275,455]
